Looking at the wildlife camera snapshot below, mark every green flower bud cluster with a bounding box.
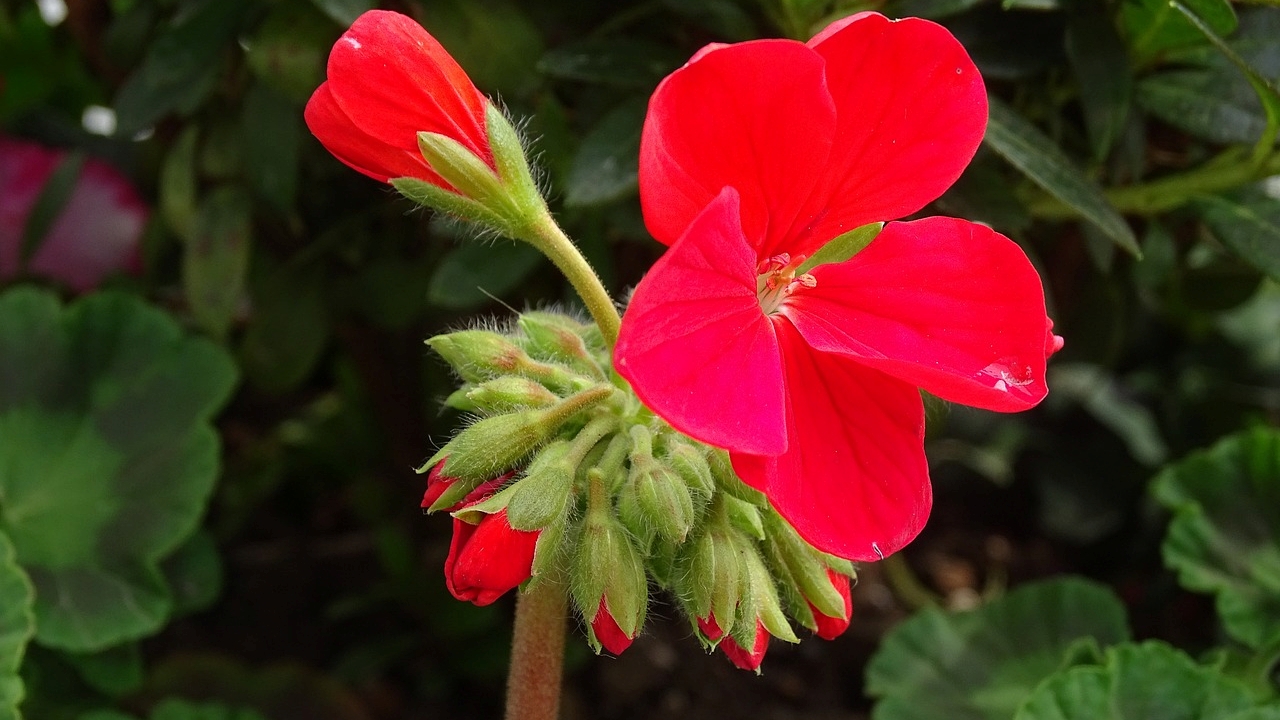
[421,309,856,664]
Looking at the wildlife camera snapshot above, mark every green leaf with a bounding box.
[113,0,251,136]
[538,38,681,87]
[149,699,267,720]
[1015,642,1264,720]
[1066,7,1133,162]
[1122,0,1237,66]
[1047,363,1169,466]
[240,83,300,213]
[0,287,237,651]
[0,532,35,720]
[160,531,222,618]
[64,643,143,697]
[184,187,253,340]
[1198,190,1280,283]
[19,152,85,267]
[1137,70,1269,145]
[1152,427,1280,649]
[985,97,1140,256]
[565,98,645,207]
[160,128,200,242]
[427,241,543,309]
[866,577,1131,720]
[309,0,373,26]
[245,1,333,104]
[240,259,328,394]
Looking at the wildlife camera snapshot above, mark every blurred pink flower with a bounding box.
[0,136,147,293]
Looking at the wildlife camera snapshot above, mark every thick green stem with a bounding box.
[521,212,622,351]
[1026,150,1280,219]
[505,581,568,720]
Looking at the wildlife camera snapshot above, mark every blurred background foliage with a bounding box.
[0,0,1278,717]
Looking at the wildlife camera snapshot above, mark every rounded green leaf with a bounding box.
[1015,642,1263,720]
[0,532,35,720]
[866,577,1131,720]
[0,287,237,651]
[1152,427,1280,649]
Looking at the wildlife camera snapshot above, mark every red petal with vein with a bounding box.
[798,14,986,244]
[304,84,438,184]
[638,40,835,256]
[732,324,930,561]
[783,217,1052,412]
[328,11,488,158]
[615,188,787,456]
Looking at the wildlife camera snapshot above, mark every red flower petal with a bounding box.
[782,217,1052,412]
[591,598,635,655]
[799,14,987,243]
[638,39,835,258]
[614,188,787,456]
[324,11,489,164]
[811,570,853,640]
[733,323,930,561]
[720,621,769,671]
[304,83,437,184]
[444,508,538,607]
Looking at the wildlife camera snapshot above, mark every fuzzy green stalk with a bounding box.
[505,580,569,720]
[519,210,622,351]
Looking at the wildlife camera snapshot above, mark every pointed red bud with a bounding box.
[444,481,539,606]
[809,570,853,640]
[720,620,769,672]
[697,613,725,643]
[590,598,636,656]
[421,461,460,510]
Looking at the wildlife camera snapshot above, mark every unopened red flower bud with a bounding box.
[420,462,459,510]
[445,481,539,606]
[720,620,769,672]
[810,569,853,640]
[589,598,636,656]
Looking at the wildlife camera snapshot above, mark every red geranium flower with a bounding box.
[614,13,1061,561]
[304,10,491,188]
[445,479,539,607]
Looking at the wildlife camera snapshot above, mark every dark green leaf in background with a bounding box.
[246,1,335,105]
[0,533,34,720]
[428,241,543,310]
[160,127,200,243]
[1122,0,1236,66]
[1066,6,1133,162]
[240,260,328,394]
[1015,642,1273,720]
[113,0,251,137]
[185,187,253,340]
[425,0,545,98]
[1152,427,1280,649]
[985,97,1140,255]
[1199,189,1280,283]
[64,643,143,698]
[866,578,1131,720]
[565,98,646,208]
[1138,70,1269,145]
[309,0,374,27]
[0,288,237,651]
[538,38,682,87]
[241,83,301,213]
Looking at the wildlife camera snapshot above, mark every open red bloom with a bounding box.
[445,480,539,607]
[614,13,1061,561]
[304,10,491,187]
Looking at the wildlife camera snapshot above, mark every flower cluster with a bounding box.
[417,311,855,667]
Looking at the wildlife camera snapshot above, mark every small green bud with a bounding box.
[664,440,715,499]
[763,511,847,622]
[529,511,575,588]
[467,376,559,413]
[678,522,745,640]
[427,330,526,383]
[708,449,769,506]
[737,543,798,645]
[506,442,576,531]
[518,312,605,379]
[443,385,480,412]
[725,495,765,541]
[618,426,693,545]
[434,385,614,484]
[571,472,647,640]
